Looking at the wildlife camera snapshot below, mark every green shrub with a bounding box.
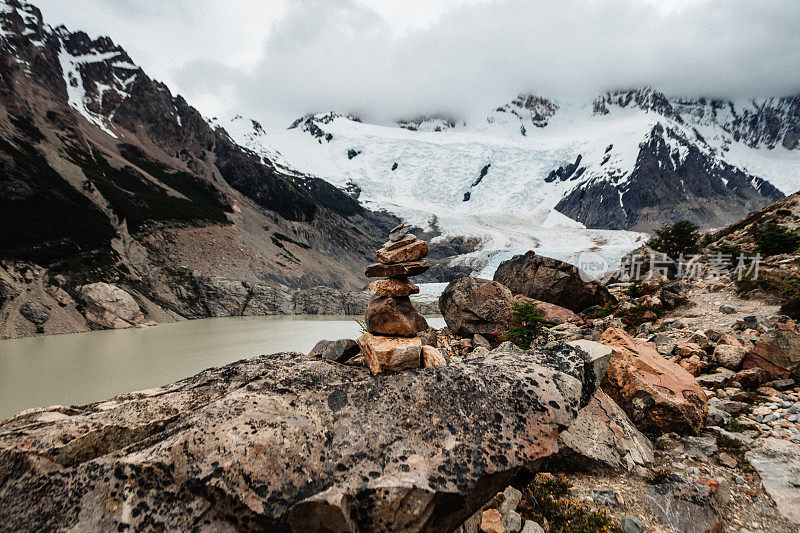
[648,220,701,259]
[624,279,660,299]
[617,305,662,331]
[753,222,800,256]
[780,276,800,319]
[505,300,545,349]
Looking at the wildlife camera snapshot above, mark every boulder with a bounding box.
[643,475,722,533]
[712,344,747,370]
[365,296,428,337]
[309,339,360,363]
[527,298,580,325]
[357,333,422,374]
[549,390,654,472]
[365,260,430,278]
[78,283,145,329]
[674,342,704,359]
[746,438,800,525]
[368,278,419,297]
[376,239,429,264]
[660,280,692,309]
[18,301,51,325]
[742,321,800,379]
[567,339,612,397]
[600,328,708,435]
[0,344,594,532]
[439,278,514,337]
[493,252,616,312]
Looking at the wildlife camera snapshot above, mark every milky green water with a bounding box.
[0,315,445,420]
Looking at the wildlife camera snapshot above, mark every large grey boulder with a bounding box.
[493,252,616,312]
[0,343,595,532]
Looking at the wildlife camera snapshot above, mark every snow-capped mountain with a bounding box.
[220,88,798,277]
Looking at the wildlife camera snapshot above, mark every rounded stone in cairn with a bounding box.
[368,277,420,297]
[382,234,416,251]
[357,333,421,374]
[366,296,428,337]
[376,239,428,264]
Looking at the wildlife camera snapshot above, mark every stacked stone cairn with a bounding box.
[357,223,446,374]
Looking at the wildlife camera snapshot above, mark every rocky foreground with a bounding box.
[0,341,602,531]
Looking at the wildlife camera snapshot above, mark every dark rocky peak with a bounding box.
[593,87,676,118]
[397,113,458,132]
[288,112,360,142]
[496,94,559,128]
[0,0,45,40]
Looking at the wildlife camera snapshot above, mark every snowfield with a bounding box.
[217,92,800,280]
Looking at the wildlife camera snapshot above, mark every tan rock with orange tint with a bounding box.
[600,327,707,435]
[357,333,421,374]
[368,277,419,297]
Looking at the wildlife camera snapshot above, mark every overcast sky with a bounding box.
[35,0,800,127]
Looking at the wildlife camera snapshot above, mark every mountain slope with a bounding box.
[0,0,397,338]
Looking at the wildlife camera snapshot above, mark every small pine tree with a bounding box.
[506,300,544,349]
[753,222,800,257]
[648,220,701,259]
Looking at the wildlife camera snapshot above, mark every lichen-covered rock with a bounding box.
[549,390,654,472]
[0,344,593,532]
[77,282,144,329]
[746,438,800,525]
[643,474,722,533]
[439,277,513,337]
[600,328,708,435]
[493,252,616,312]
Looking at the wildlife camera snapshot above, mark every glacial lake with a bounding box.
[0,315,446,421]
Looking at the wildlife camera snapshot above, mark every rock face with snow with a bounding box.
[0,345,596,532]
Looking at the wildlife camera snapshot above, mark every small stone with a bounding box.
[368,278,419,297]
[499,486,523,515]
[19,301,51,325]
[675,342,705,359]
[620,515,643,533]
[381,234,416,251]
[720,304,737,314]
[713,344,747,370]
[718,452,738,468]
[422,346,447,368]
[480,508,504,533]
[520,521,544,533]
[389,223,409,242]
[501,510,522,533]
[473,334,491,349]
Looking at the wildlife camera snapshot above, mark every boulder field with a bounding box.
[0,342,601,532]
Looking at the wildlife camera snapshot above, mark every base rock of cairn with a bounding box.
[358,223,445,374]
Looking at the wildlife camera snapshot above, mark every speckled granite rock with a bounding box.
[0,344,594,532]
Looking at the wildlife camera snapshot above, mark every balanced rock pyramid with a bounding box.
[358,223,446,374]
